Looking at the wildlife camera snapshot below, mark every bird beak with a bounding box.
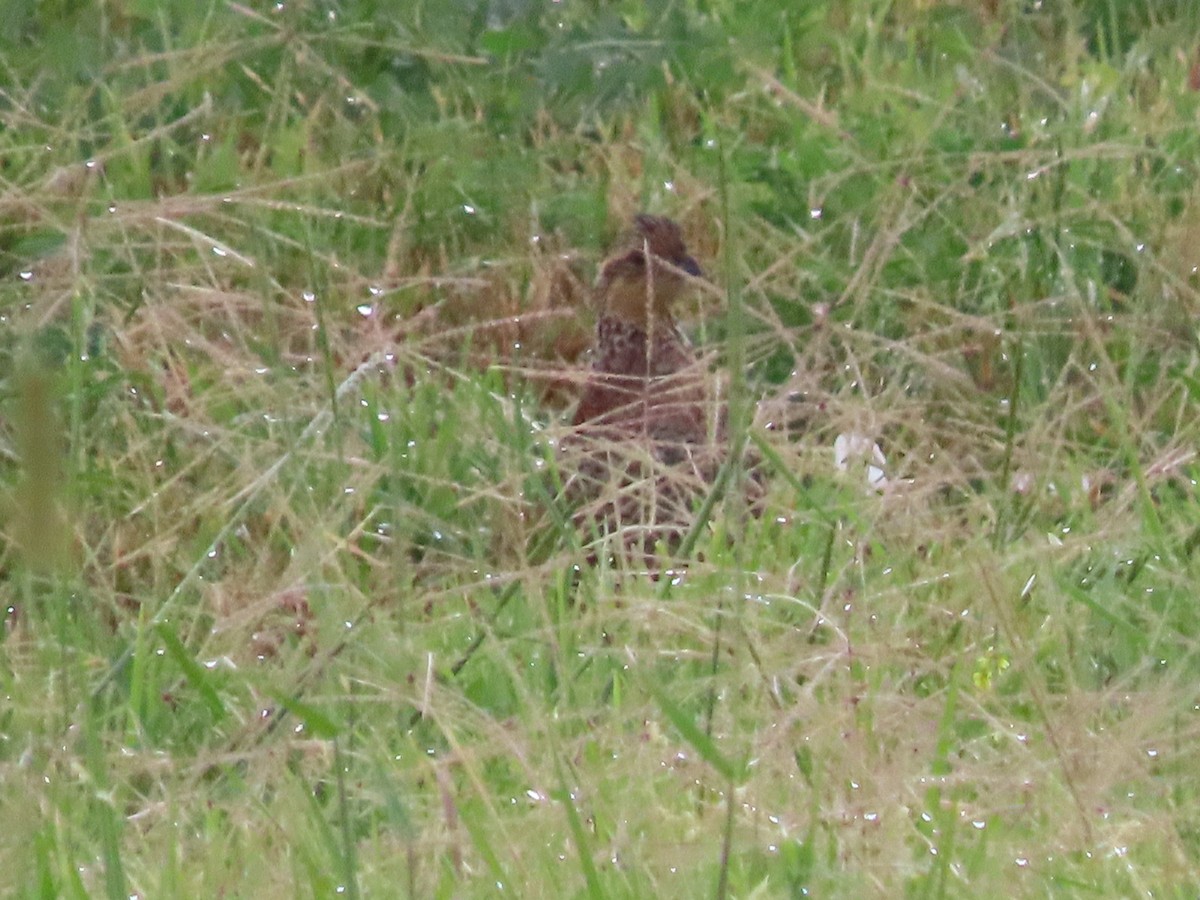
[680,256,702,278]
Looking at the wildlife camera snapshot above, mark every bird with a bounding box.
[561,214,732,565]
[572,214,708,440]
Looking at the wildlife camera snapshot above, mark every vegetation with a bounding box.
[3,0,1200,895]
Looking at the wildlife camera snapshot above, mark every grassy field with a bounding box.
[3,0,1200,896]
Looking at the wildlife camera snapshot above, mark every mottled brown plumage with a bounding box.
[573,214,709,440]
[562,214,730,565]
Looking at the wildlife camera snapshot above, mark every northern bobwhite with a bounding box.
[562,214,730,563]
[572,214,709,442]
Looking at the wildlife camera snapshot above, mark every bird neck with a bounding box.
[601,274,678,334]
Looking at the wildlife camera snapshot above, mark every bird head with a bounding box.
[596,214,703,330]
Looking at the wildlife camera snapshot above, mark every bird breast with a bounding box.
[572,316,708,440]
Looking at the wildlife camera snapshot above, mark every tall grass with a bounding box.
[2,1,1199,895]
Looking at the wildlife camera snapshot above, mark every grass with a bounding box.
[3,0,1200,896]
